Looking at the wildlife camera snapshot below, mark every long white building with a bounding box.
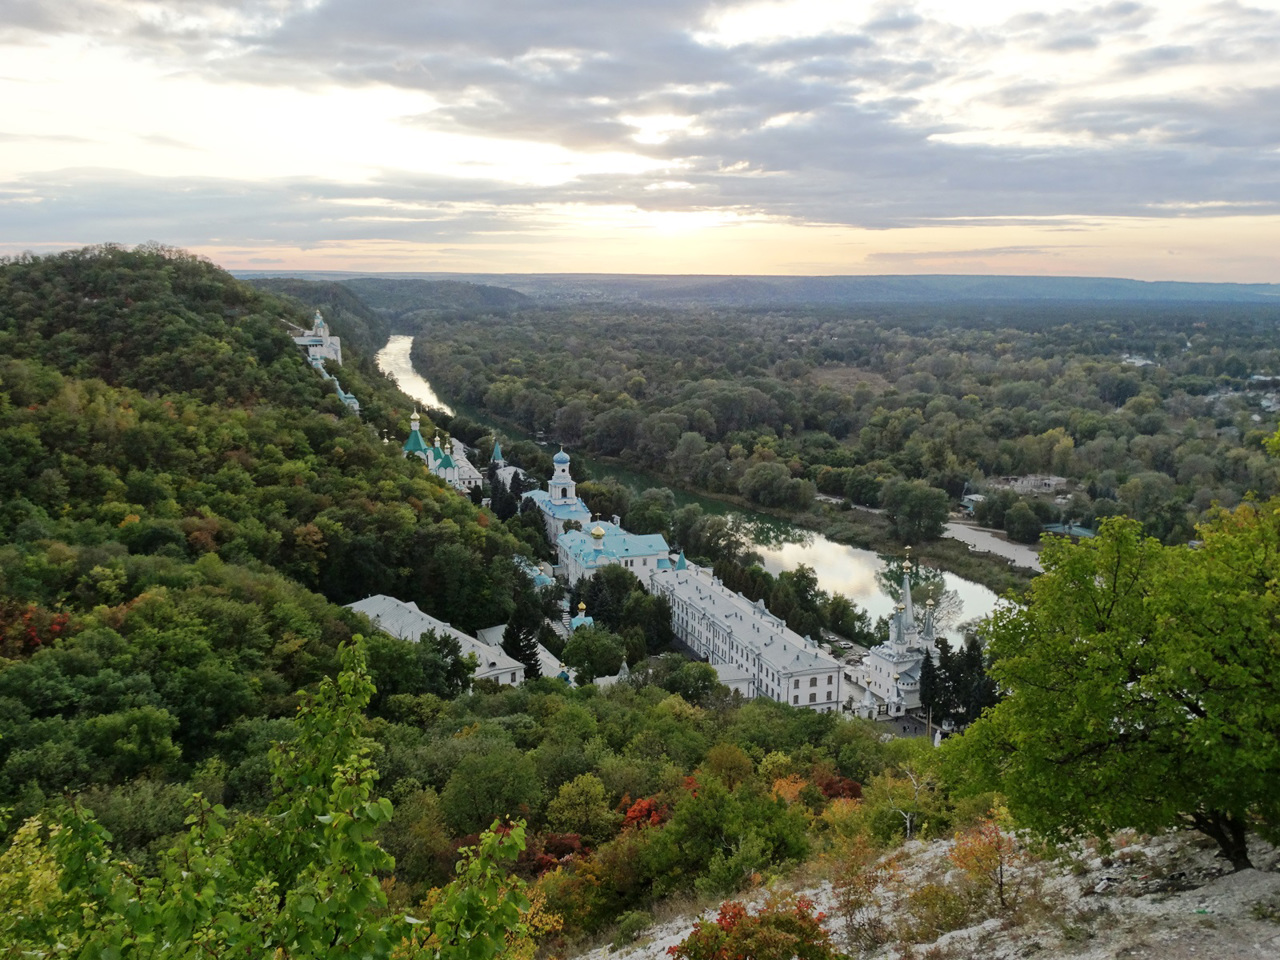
[346,594,525,686]
[649,557,843,712]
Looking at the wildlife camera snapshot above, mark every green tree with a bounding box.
[1002,501,1042,544]
[880,479,949,544]
[441,746,544,836]
[545,772,623,845]
[947,512,1280,869]
[561,624,626,684]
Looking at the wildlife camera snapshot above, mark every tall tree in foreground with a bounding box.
[946,511,1280,869]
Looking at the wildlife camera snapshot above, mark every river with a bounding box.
[376,335,1004,635]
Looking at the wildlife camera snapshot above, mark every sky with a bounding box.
[2,1,1279,279]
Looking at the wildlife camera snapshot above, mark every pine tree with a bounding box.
[502,621,542,680]
[919,648,939,721]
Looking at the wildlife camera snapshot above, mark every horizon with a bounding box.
[229,266,1280,285]
[3,2,1279,281]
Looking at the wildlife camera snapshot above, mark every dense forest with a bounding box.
[5,250,1276,956]
[408,299,1280,545]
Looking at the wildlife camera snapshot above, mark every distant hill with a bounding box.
[338,278,533,331]
[232,270,1280,307]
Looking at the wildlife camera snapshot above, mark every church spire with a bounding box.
[402,410,429,457]
[899,549,920,646]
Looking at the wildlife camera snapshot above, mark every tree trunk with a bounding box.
[1190,809,1253,871]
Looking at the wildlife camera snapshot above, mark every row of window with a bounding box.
[792,691,835,705]
[792,673,836,689]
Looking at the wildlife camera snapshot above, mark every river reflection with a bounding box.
[376,336,1001,637]
[376,335,455,416]
[752,532,999,631]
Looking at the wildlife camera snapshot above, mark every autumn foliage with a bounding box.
[667,895,840,960]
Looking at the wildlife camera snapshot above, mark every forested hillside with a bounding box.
[0,245,535,828]
[341,276,533,332]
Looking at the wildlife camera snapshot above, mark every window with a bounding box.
[826,691,832,701]
[809,676,817,687]
[827,675,833,685]
[511,672,517,683]
[809,693,816,703]
[793,678,799,689]
[793,695,799,704]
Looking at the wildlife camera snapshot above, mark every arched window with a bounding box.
[560,487,568,498]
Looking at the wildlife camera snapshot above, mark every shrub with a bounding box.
[611,910,654,949]
[667,895,840,960]
[832,835,899,953]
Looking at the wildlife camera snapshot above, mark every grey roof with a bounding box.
[714,663,753,685]
[346,595,523,682]
[652,563,841,677]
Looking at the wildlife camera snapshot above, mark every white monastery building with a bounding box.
[522,448,592,544]
[292,310,343,366]
[488,440,528,493]
[848,561,938,719]
[649,556,844,712]
[346,595,524,686]
[400,412,483,494]
[557,521,672,586]
[287,310,359,413]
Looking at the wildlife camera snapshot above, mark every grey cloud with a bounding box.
[1046,86,1280,148]
[137,134,197,149]
[864,12,925,34]
[867,245,1066,262]
[0,130,95,143]
[1040,34,1098,52]
[1120,44,1197,72]
[3,0,1279,239]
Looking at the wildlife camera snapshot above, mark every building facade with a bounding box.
[557,522,671,585]
[649,558,844,712]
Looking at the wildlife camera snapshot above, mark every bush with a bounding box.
[611,910,654,949]
[898,881,986,943]
[667,896,840,960]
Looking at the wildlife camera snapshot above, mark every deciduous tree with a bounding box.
[947,512,1280,869]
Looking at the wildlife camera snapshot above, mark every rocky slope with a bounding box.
[587,830,1280,960]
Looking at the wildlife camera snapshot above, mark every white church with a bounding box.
[289,310,359,413]
[520,448,594,544]
[848,559,939,719]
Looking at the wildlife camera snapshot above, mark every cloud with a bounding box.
[0,130,95,144]
[867,245,1066,262]
[2,0,1279,248]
